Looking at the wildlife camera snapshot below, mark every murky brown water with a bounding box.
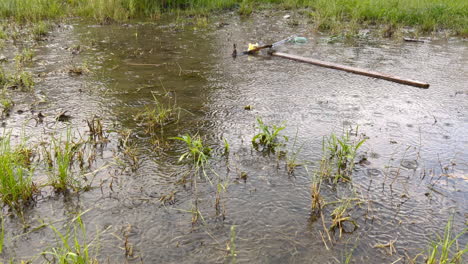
[1,12,467,263]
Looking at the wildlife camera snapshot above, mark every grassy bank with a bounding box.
[0,0,467,35]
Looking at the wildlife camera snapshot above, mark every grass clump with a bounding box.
[32,20,50,40]
[320,130,366,183]
[14,48,34,67]
[135,93,179,134]
[0,132,36,209]
[173,134,211,168]
[9,70,35,91]
[0,94,13,116]
[45,128,83,192]
[42,213,100,264]
[252,117,287,152]
[421,217,467,264]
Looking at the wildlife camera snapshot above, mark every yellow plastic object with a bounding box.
[248,43,259,52]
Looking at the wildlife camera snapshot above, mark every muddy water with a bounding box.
[1,12,467,263]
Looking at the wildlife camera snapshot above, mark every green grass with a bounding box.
[0,1,465,35]
[424,217,467,264]
[42,213,99,264]
[10,70,35,91]
[1,65,35,92]
[32,20,50,40]
[14,48,34,68]
[322,130,366,183]
[0,132,36,209]
[135,93,180,134]
[46,128,83,192]
[252,117,287,152]
[173,134,211,168]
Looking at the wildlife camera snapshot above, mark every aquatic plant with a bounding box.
[0,132,36,209]
[135,93,180,134]
[68,62,90,76]
[42,213,99,264]
[118,129,139,170]
[322,130,366,183]
[252,117,288,152]
[329,199,358,238]
[14,48,34,68]
[5,70,35,91]
[310,172,323,213]
[286,130,303,174]
[223,138,230,156]
[0,27,6,40]
[173,134,211,168]
[46,128,83,192]
[422,217,467,264]
[226,225,237,263]
[32,21,50,40]
[0,94,13,116]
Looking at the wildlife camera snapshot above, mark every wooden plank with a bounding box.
[271,51,430,88]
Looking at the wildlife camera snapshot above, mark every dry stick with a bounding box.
[271,52,430,89]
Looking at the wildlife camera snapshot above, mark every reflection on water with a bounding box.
[2,13,467,263]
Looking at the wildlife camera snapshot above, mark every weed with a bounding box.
[238,0,253,17]
[0,132,36,209]
[173,134,211,169]
[32,21,50,40]
[252,117,287,152]
[223,138,230,156]
[329,199,358,238]
[286,130,303,174]
[42,213,100,264]
[310,172,323,213]
[87,116,108,144]
[6,70,35,91]
[118,129,139,170]
[0,67,7,86]
[423,217,467,264]
[0,27,6,40]
[322,129,366,183]
[14,48,34,68]
[226,225,237,263]
[0,94,13,116]
[135,93,179,134]
[68,63,90,76]
[46,128,83,192]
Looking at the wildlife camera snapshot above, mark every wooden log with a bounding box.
[271,51,430,88]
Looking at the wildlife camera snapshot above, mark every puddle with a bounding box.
[1,13,467,263]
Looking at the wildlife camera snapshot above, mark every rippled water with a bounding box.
[1,12,467,263]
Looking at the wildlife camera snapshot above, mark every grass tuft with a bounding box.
[42,213,100,264]
[423,217,467,264]
[45,128,84,192]
[173,134,211,169]
[0,132,37,209]
[321,129,366,183]
[252,117,288,152]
